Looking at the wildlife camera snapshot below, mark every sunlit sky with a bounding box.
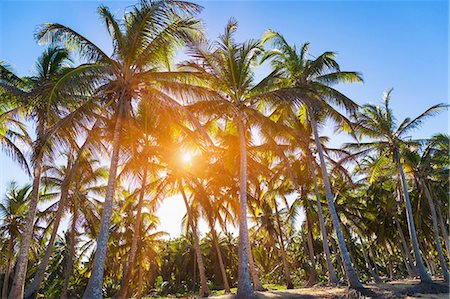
[0,0,448,237]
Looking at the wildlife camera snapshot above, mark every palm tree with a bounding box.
[403,138,449,281]
[36,1,203,296]
[262,30,364,289]
[0,47,91,298]
[345,89,447,283]
[0,183,31,299]
[181,19,300,297]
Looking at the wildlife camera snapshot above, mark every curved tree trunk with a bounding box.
[395,218,416,277]
[61,206,77,299]
[179,183,210,297]
[83,99,124,299]
[211,226,231,294]
[309,113,363,290]
[236,116,256,299]
[247,241,266,291]
[435,202,450,260]
[393,149,432,283]
[359,236,382,283]
[116,167,148,298]
[308,155,339,285]
[420,177,449,281]
[273,197,294,289]
[2,238,13,299]
[25,158,73,299]
[9,119,44,298]
[305,210,318,287]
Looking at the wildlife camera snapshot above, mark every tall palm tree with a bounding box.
[262,30,364,289]
[403,139,449,281]
[345,89,447,283]
[0,183,31,299]
[0,47,91,298]
[181,19,299,298]
[37,1,203,296]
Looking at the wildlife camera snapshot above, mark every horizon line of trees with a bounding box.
[0,1,448,298]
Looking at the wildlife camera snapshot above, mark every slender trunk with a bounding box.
[310,113,363,289]
[305,210,318,287]
[247,241,266,291]
[2,239,13,299]
[308,155,339,285]
[25,158,73,299]
[179,183,210,297]
[83,98,125,299]
[399,244,414,277]
[395,216,417,276]
[61,207,77,299]
[368,245,382,279]
[116,167,148,298]
[236,116,255,299]
[359,236,381,283]
[331,237,345,280]
[211,226,231,294]
[273,198,294,289]
[9,118,45,298]
[394,149,432,283]
[420,177,449,281]
[136,264,143,299]
[435,201,450,260]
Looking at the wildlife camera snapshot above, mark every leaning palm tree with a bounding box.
[262,30,364,289]
[36,1,203,296]
[181,19,299,298]
[0,182,31,299]
[402,138,449,281]
[345,89,447,283]
[0,47,91,298]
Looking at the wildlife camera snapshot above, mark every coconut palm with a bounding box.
[180,18,310,298]
[345,89,447,283]
[262,30,364,289]
[402,138,449,281]
[0,47,93,298]
[0,183,31,299]
[36,1,203,296]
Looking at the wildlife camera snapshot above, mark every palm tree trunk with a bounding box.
[25,158,73,299]
[211,226,231,294]
[273,197,294,289]
[247,241,266,291]
[305,210,318,287]
[179,182,210,297]
[116,166,148,298]
[394,213,417,277]
[396,219,415,277]
[236,116,255,299]
[359,236,382,283]
[309,113,363,290]
[9,121,44,298]
[2,239,13,299]
[83,99,125,299]
[308,155,339,285]
[61,207,77,299]
[420,177,449,281]
[393,149,432,283]
[136,264,143,299]
[435,201,450,260]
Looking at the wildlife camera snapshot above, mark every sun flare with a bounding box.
[181,151,193,163]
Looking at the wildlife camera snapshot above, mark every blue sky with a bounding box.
[0,0,448,236]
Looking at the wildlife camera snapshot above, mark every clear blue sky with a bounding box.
[0,0,448,235]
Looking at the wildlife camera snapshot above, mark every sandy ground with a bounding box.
[208,279,449,299]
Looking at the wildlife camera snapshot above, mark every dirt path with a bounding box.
[208,279,449,299]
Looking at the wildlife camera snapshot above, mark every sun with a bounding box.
[181,151,193,163]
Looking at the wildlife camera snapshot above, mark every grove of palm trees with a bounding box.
[0,1,448,298]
